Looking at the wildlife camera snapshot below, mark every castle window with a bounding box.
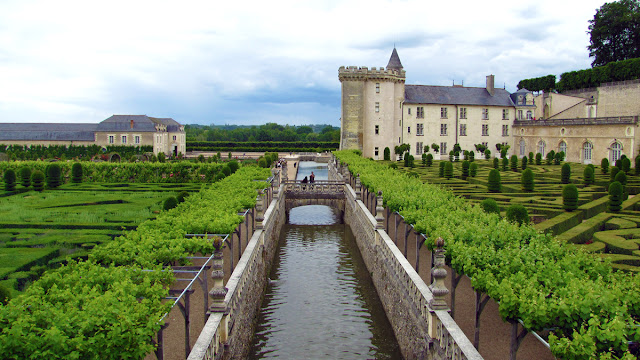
[526,110,533,120]
[502,109,509,120]
[482,108,489,120]
[173,135,177,141]
[460,107,467,119]
[518,110,524,120]
[440,124,447,136]
[134,135,140,144]
[610,142,622,163]
[482,124,489,136]
[376,83,380,93]
[519,139,526,156]
[416,142,423,155]
[538,140,546,157]
[583,142,593,163]
[375,102,380,113]
[559,141,567,155]
[375,125,379,135]
[374,147,379,157]
[502,125,509,136]
[518,95,524,105]
[121,135,127,144]
[416,123,424,136]
[460,123,467,136]
[408,108,411,115]
[440,107,448,119]
[108,135,114,144]
[440,142,447,155]
[407,126,411,134]
[416,107,424,118]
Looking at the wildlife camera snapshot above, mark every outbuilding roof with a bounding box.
[0,123,97,141]
[404,85,515,107]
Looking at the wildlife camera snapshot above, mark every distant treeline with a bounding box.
[187,141,339,153]
[517,57,640,92]
[0,144,152,161]
[186,122,340,143]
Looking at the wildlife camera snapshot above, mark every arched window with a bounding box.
[610,142,622,163]
[559,141,567,156]
[519,139,526,157]
[583,142,593,164]
[537,140,546,157]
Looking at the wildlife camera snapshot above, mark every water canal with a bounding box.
[248,162,402,359]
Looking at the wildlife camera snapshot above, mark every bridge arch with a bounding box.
[282,180,346,220]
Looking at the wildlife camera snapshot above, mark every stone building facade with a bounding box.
[0,115,186,156]
[340,49,639,164]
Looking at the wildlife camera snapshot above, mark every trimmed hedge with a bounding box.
[187,141,339,152]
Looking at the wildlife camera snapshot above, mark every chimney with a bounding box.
[130,119,134,129]
[486,75,495,96]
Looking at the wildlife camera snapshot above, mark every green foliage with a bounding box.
[501,157,508,171]
[528,152,534,164]
[426,153,433,167]
[588,0,640,67]
[31,170,44,192]
[176,191,189,203]
[610,166,620,182]
[480,198,500,215]
[0,144,152,161]
[615,170,628,186]
[621,156,631,173]
[258,158,268,168]
[521,156,527,171]
[384,147,391,161]
[546,150,555,165]
[608,181,624,212]
[3,169,16,192]
[438,161,445,177]
[563,184,579,212]
[557,58,640,92]
[510,155,518,171]
[0,283,10,305]
[561,163,571,184]
[404,153,415,168]
[421,153,427,166]
[469,162,478,177]
[185,123,340,144]
[444,162,453,179]
[157,152,166,163]
[521,168,534,192]
[227,160,240,174]
[186,141,338,153]
[19,166,31,188]
[431,143,439,154]
[228,152,232,159]
[467,150,475,162]
[506,204,529,225]
[488,169,501,192]
[554,151,564,165]
[535,153,542,165]
[484,149,491,159]
[461,161,469,180]
[71,162,83,183]
[517,75,556,92]
[493,157,499,169]
[448,150,454,162]
[636,156,640,175]
[602,158,610,174]
[163,196,178,211]
[584,166,595,185]
[389,163,398,170]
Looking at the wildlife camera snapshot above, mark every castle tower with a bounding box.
[339,48,406,159]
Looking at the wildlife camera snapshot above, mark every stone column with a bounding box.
[429,237,449,310]
[375,191,385,230]
[355,174,362,198]
[208,237,228,340]
[271,168,279,198]
[282,161,288,182]
[255,190,264,230]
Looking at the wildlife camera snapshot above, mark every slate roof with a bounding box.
[0,123,97,141]
[386,48,403,71]
[510,88,536,107]
[405,85,515,107]
[150,117,182,132]
[96,115,158,132]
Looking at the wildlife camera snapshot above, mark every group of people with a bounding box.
[301,171,315,184]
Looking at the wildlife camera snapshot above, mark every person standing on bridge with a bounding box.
[309,172,315,183]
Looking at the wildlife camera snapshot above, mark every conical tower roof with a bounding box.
[386,48,403,71]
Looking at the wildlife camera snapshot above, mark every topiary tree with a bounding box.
[444,162,453,179]
[484,149,491,160]
[228,160,240,174]
[554,151,564,165]
[535,153,542,165]
[469,162,478,177]
[521,156,527,171]
[448,150,454,162]
[501,157,508,171]
[528,152,534,165]
[384,147,391,161]
[46,163,62,188]
[164,196,178,211]
[608,181,623,212]
[258,158,267,168]
[610,166,620,182]
[561,163,571,184]
[510,155,518,171]
[19,166,31,188]
[422,153,427,166]
[546,150,555,165]
[521,168,534,192]
[621,157,631,174]
[468,150,475,162]
[438,161,445,177]
[71,162,83,183]
[506,204,529,225]
[562,184,579,212]
[4,169,16,191]
[488,169,501,192]
[480,198,500,215]
[601,158,609,174]
[176,191,189,203]
[615,170,627,186]
[426,153,433,167]
[615,158,622,170]
[493,157,499,169]
[31,170,45,192]
[584,166,595,185]
[461,160,469,180]
[636,156,640,175]
[408,154,415,168]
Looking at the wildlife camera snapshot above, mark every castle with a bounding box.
[0,115,186,156]
[339,48,640,164]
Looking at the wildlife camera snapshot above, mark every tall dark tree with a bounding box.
[588,0,640,67]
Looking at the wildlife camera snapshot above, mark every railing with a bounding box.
[514,116,638,126]
[281,180,345,198]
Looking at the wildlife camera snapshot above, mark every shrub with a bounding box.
[500,148,508,159]
[510,155,518,171]
[635,156,640,175]
[0,283,10,305]
[561,163,571,184]
[615,171,627,186]
[158,152,166,163]
[4,169,16,191]
[555,152,564,165]
[384,147,391,161]
[528,152,534,164]
[610,166,620,182]
[176,191,189,203]
[535,153,542,165]
[506,204,529,225]
[583,166,595,185]
[521,156,527,171]
[389,163,398,170]
[444,162,453,179]
[521,168,534,192]
[493,157,499,169]
[621,157,631,173]
[228,160,240,174]
[501,157,508,171]
[163,196,178,211]
[461,161,469,180]
[488,169,501,192]
[221,165,232,177]
[484,149,491,159]
[615,158,622,169]
[562,184,579,212]
[228,152,232,159]
[46,163,62,188]
[19,166,31,188]
[469,162,478,177]
[480,198,500,215]
[546,151,554,165]
[608,181,623,212]
[32,170,45,192]
[72,162,83,183]
[404,153,415,168]
[258,158,267,168]
[468,151,475,162]
[448,151,454,162]
[422,153,427,166]
[426,153,433,167]
[601,158,609,174]
[439,161,446,177]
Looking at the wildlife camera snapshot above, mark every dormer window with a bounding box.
[518,95,524,105]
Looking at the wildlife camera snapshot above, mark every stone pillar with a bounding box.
[375,191,384,229]
[282,162,288,182]
[208,237,228,340]
[429,237,449,310]
[355,174,362,198]
[255,190,264,230]
[271,168,279,198]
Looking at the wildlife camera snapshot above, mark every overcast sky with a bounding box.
[0,0,606,126]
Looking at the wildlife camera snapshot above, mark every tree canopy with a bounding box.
[588,0,640,67]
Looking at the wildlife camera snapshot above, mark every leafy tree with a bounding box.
[72,162,83,183]
[46,163,62,188]
[488,169,501,192]
[506,204,529,225]
[608,181,624,212]
[584,166,595,185]
[522,168,535,192]
[444,162,454,179]
[384,147,391,161]
[510,155,518,171]
[431,143,439,154]
[4,169,16,191]
[517,75,557,92]
[601,158,609,174]
[563,184,579,212]
[561,163,571,184]
[588,0,640,67]
[480,198,500,215]
[438,161,446,177]
[32,170,45,192]
[461,160,469,180]
[19,166,31,188]
[469,162,478,177]
[521,156,528,170]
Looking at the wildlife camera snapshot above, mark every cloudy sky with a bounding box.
[0,0,606,126]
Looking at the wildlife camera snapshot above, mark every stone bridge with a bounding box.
[282,180,346,216]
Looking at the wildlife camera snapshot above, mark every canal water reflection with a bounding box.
[249,204,402,359]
